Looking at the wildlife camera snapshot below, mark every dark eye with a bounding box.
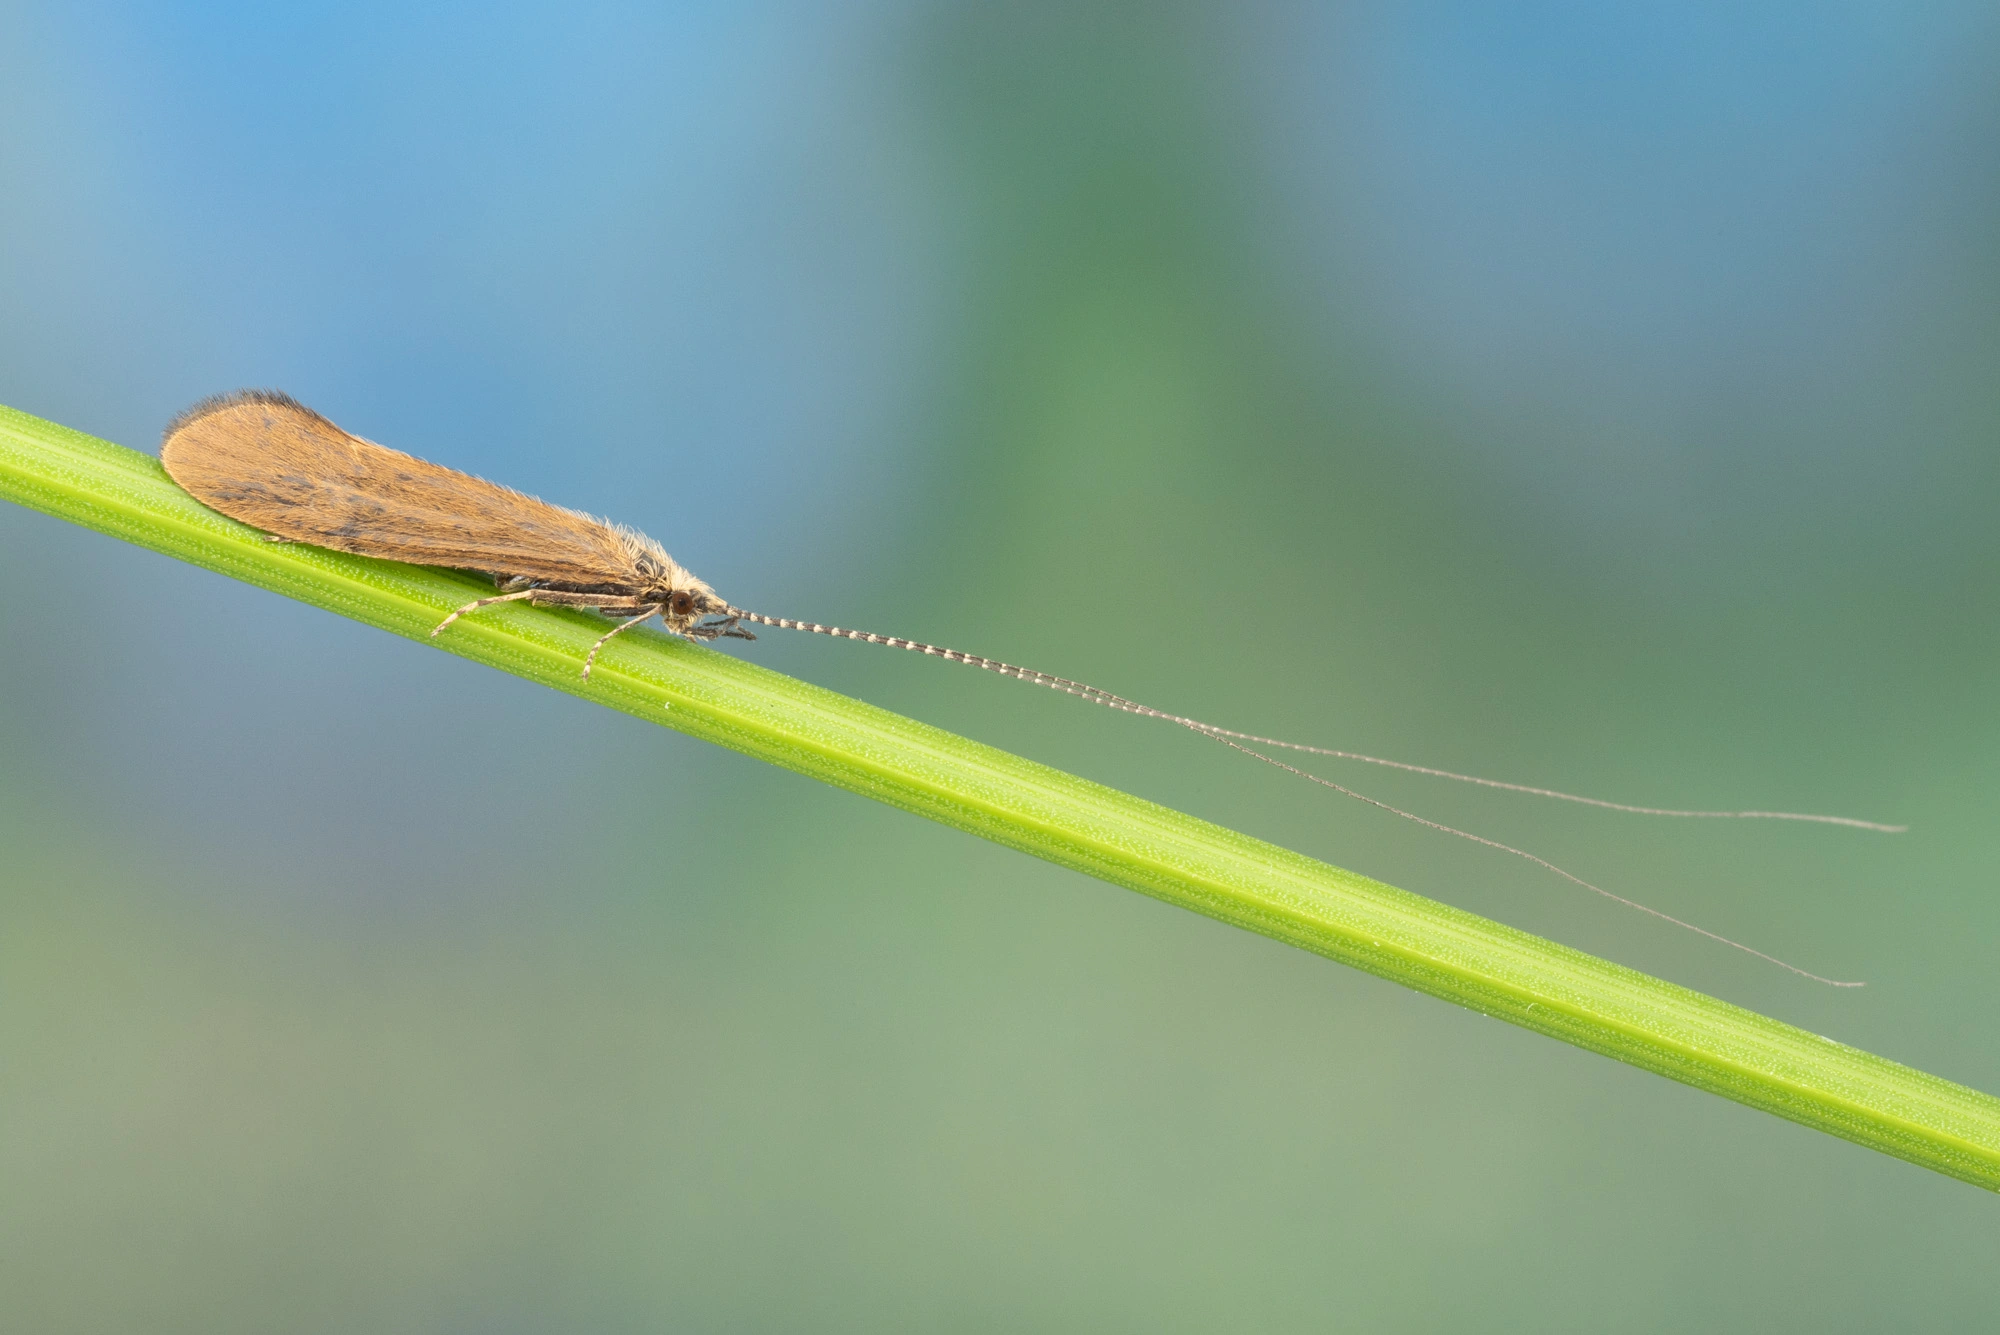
[670,591,694,616]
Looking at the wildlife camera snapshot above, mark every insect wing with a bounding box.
[162,392,636,585]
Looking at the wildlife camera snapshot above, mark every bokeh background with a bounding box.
[4,3,1998,1329]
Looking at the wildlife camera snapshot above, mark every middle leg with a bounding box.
[581,607,665,680]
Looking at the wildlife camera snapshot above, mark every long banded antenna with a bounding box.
[726,606,1888,987]
[1207,732,1864,987]
[725,610,1900,830]
[1187,727,1907,832]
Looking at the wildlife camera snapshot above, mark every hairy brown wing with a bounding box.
[161,391,642,586]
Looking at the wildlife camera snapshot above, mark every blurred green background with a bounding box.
[4,3,1998,1329]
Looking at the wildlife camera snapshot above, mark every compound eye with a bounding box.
[669,591,695,617]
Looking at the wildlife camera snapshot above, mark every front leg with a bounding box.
[687,615,756,642]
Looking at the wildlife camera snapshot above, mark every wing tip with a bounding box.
[163,389,328,448]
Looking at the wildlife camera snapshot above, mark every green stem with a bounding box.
[4,399,1997,1191]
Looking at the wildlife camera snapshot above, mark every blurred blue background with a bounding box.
[4,2,1998,1328]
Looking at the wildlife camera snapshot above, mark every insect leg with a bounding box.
[689,616,755,642]
[430,589,538,638]
[581,607,664,680]
[521,590,652,613]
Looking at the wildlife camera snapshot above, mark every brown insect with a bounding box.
[161,389,1901,986]
[162,390,756,677]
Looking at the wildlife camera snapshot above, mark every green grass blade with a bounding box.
[4,399,1997,1191]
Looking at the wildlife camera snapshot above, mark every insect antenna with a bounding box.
[725,606,1887,987]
